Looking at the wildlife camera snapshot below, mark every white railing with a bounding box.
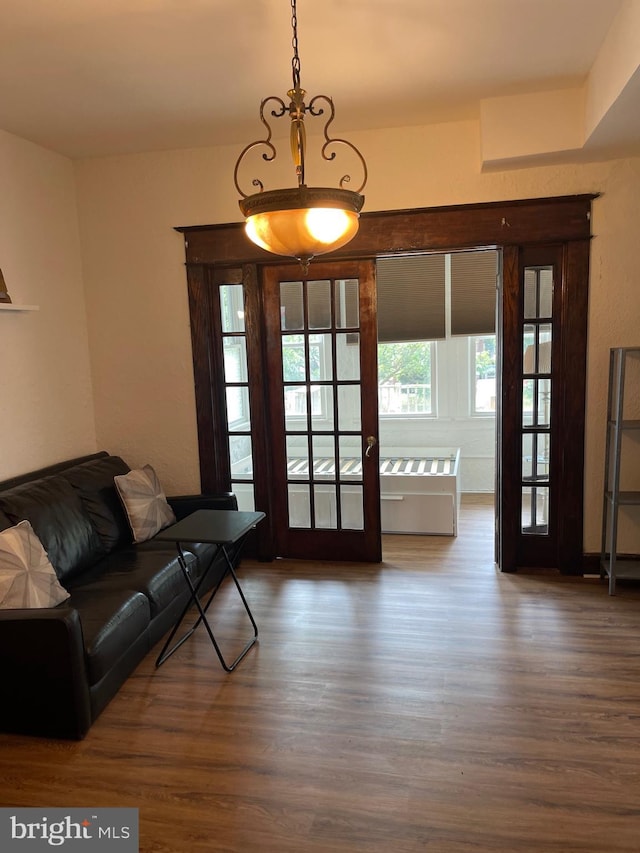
[378,383,431,415]
[284,386,323,416]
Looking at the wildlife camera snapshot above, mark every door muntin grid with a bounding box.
[280,278,364,530]
[221,283,255,511]
[521,266,553,536]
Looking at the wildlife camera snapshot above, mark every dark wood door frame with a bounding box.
[499,242,591,573]
[178,194,596,571]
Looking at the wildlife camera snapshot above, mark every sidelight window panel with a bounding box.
[522,433,549,484]
[539,269,553,318]
[520,264,554,539]
[220,285,246,333]
[231,482,255,511]
[223,336,247,383]
[524,266,553,320]
[219,281,257,518]
[228,435,253,479]
[522,486,549,535]
[226,386,251,430]
[536,379,551,427]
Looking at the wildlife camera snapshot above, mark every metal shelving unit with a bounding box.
[601,347,640,594]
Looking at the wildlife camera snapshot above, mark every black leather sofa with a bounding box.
[0,452,238,739]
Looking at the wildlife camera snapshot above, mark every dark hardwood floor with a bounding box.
[2,495,640,852]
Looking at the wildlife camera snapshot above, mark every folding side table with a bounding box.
[154,508,265,672]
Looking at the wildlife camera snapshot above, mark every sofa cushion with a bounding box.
[66,547,195,619]
[114,465,176,543]
[138,537,219,578]
[63,456,132,552]
[0,508,12,532]
[0,452,109,492]
[0,520,70,609]
[68,587,150,685]
[0,476,105,583]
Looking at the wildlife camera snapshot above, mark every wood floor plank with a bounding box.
[2,497,640,851]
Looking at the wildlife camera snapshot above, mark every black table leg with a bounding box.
[155,539,258,671]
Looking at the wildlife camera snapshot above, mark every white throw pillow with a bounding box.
[114,464,176,544]
[0,520,70,609]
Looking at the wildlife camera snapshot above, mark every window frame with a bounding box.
[470,334,497,418]
[377,339,437,419]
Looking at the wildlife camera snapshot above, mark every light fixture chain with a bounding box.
[290,0,301,91]
[235,0,367,268]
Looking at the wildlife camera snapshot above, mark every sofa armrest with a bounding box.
[167,492,238,521]
[0,607,92,739]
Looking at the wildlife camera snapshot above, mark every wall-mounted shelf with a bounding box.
[0,304,39,312]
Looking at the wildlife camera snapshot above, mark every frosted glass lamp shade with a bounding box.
[240,186,363,262]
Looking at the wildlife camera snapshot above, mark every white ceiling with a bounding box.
[0,0,634,160]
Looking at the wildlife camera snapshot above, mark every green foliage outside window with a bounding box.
[377,341,431,384]
[378,341,432,414]
[475,336,496,378]
[282,335,321,382]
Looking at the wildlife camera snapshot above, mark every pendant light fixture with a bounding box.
[234,0,367,271]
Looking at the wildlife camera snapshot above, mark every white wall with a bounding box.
[0,130,96,480]
[73,120,640,551]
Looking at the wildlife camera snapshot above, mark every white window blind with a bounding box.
[376,255,446,342]
[450,250,498,336]
[376,250,498,342]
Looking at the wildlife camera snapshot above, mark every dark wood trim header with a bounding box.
[176,194,597,265]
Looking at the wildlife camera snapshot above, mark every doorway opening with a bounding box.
[180,193,593,571]
[375,249,499,552]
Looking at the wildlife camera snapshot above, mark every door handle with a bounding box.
[365,435,377,458]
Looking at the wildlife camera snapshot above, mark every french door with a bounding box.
[182,195,593,572]
[261,260,381,561]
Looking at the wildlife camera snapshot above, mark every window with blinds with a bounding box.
[377,255,446,342]
[450,251,498,336]
[376,250,498,341]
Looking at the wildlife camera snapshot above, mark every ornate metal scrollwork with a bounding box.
[234,0,367,268]
[309,94,368,195]
[234,87,368,200]
[234,96,287,199]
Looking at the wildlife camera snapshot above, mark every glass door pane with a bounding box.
[521,266,553,536]
[263,261,381,561]
[220,283,255,511]
[280,278,365,532]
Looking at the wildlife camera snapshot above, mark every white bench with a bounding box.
[378,447,461,536]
